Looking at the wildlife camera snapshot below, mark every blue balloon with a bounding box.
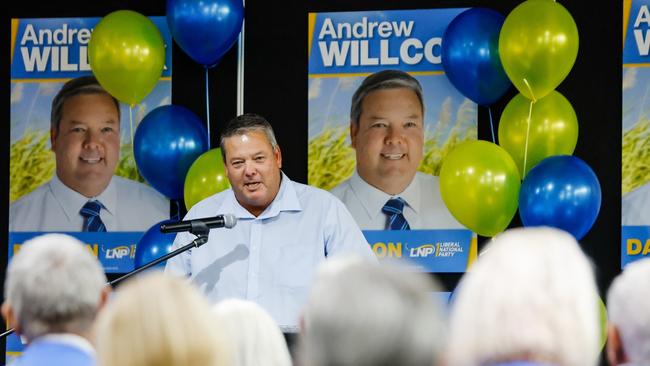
[135,220,177,269]
[442,8,511,106]
[519,156,601,240]
[134,105,208,199]
[167,0,244,67]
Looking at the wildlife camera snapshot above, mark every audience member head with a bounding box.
[213,299,292,366]
[299,257,445,366]
[606,258,650,365]
[95,272,229,366]
[1,233,108,341]
[447,227,600,366]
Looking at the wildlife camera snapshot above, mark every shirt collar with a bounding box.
[34,333,95,356]
[49,175,117,221]
[222,171,302,220]
[349,170,421,219]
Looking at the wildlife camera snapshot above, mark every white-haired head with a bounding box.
[213,299,292,366]
[447,227,600,366]
[2,233,107,340]
[300,258,445,366]
[607,258,650,365]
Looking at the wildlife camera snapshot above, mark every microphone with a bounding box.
[160,214,237,233]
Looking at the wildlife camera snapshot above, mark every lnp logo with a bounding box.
[106,246,130,259]
[407,242,464,258]
[408,244,436,257]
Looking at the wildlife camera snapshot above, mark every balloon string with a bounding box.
[489,106,496,144]
[172,200,181,221]
[523,100,534,177]
[205,67,211,149]
[523,78,537,103]
[129,104,135,159]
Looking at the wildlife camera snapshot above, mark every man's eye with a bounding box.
[71,127,85,133]
[102,127,115,133]
[231,161,244,167]
[404,121,418,128]
[371,123,387,128]
[254,156,265,161]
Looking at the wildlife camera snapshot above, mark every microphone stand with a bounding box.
[1,222,212,339]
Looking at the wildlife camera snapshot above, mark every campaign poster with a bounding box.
[8,17,172,361]
[622,0,650,267]
[308,9,477,273]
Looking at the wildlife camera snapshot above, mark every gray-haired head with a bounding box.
[607,258,650,364]
[300,258,445,366]
[3,233,107,340]
[350,70,424,126]
[219,113,279,160]
[50,76,120,133]
[447,227,600,366]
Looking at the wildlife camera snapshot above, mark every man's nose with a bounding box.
[83,130,103,148]
[385,126,404,144]
[243,161,257,176]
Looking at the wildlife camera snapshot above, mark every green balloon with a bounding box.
[499,0,579,100]
[184,149,230,210]
[598,297,608,352]
[89,10,165,106]
[498,91,579,177]
[439,141,521,237]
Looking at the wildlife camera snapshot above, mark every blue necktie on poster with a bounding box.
[382,197,410,230]
[80,200,107,232]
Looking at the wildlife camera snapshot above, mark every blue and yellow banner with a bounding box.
[364,229,475,272]
[308,9,465,76]
[11,17,172,80]
[622,0,650,267]
[9,232,141,273]
[621,227,650,267]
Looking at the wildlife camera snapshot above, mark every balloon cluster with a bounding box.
[88,2,243,265]
[87,2,242,204]
[439,0,601,240]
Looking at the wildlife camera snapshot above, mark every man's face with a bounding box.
[351,87,424,194]
[223,130,282,217]
[51,93,120,198]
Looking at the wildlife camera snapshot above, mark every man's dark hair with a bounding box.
[50,76,120,132]
[350,70,424,126]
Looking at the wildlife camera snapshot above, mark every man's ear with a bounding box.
[607,325,629,366]
[98,285,112,311]
[2,301,20,335]
[50,128,58,151]
[350,121,358,149]
[274,145,282,170]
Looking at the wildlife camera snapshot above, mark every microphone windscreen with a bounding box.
[223,214,237,228]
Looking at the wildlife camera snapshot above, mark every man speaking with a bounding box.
[165,113,374,330]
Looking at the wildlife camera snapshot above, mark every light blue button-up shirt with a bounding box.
[9,175,169,232]
[622,182,650,225]
[165,173,375,330]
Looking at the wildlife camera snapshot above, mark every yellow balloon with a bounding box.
[440,141,521,237]
[184,149,231,210]
[498,91,579,177]
[89,10,165,105]
[499,0,579,100]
